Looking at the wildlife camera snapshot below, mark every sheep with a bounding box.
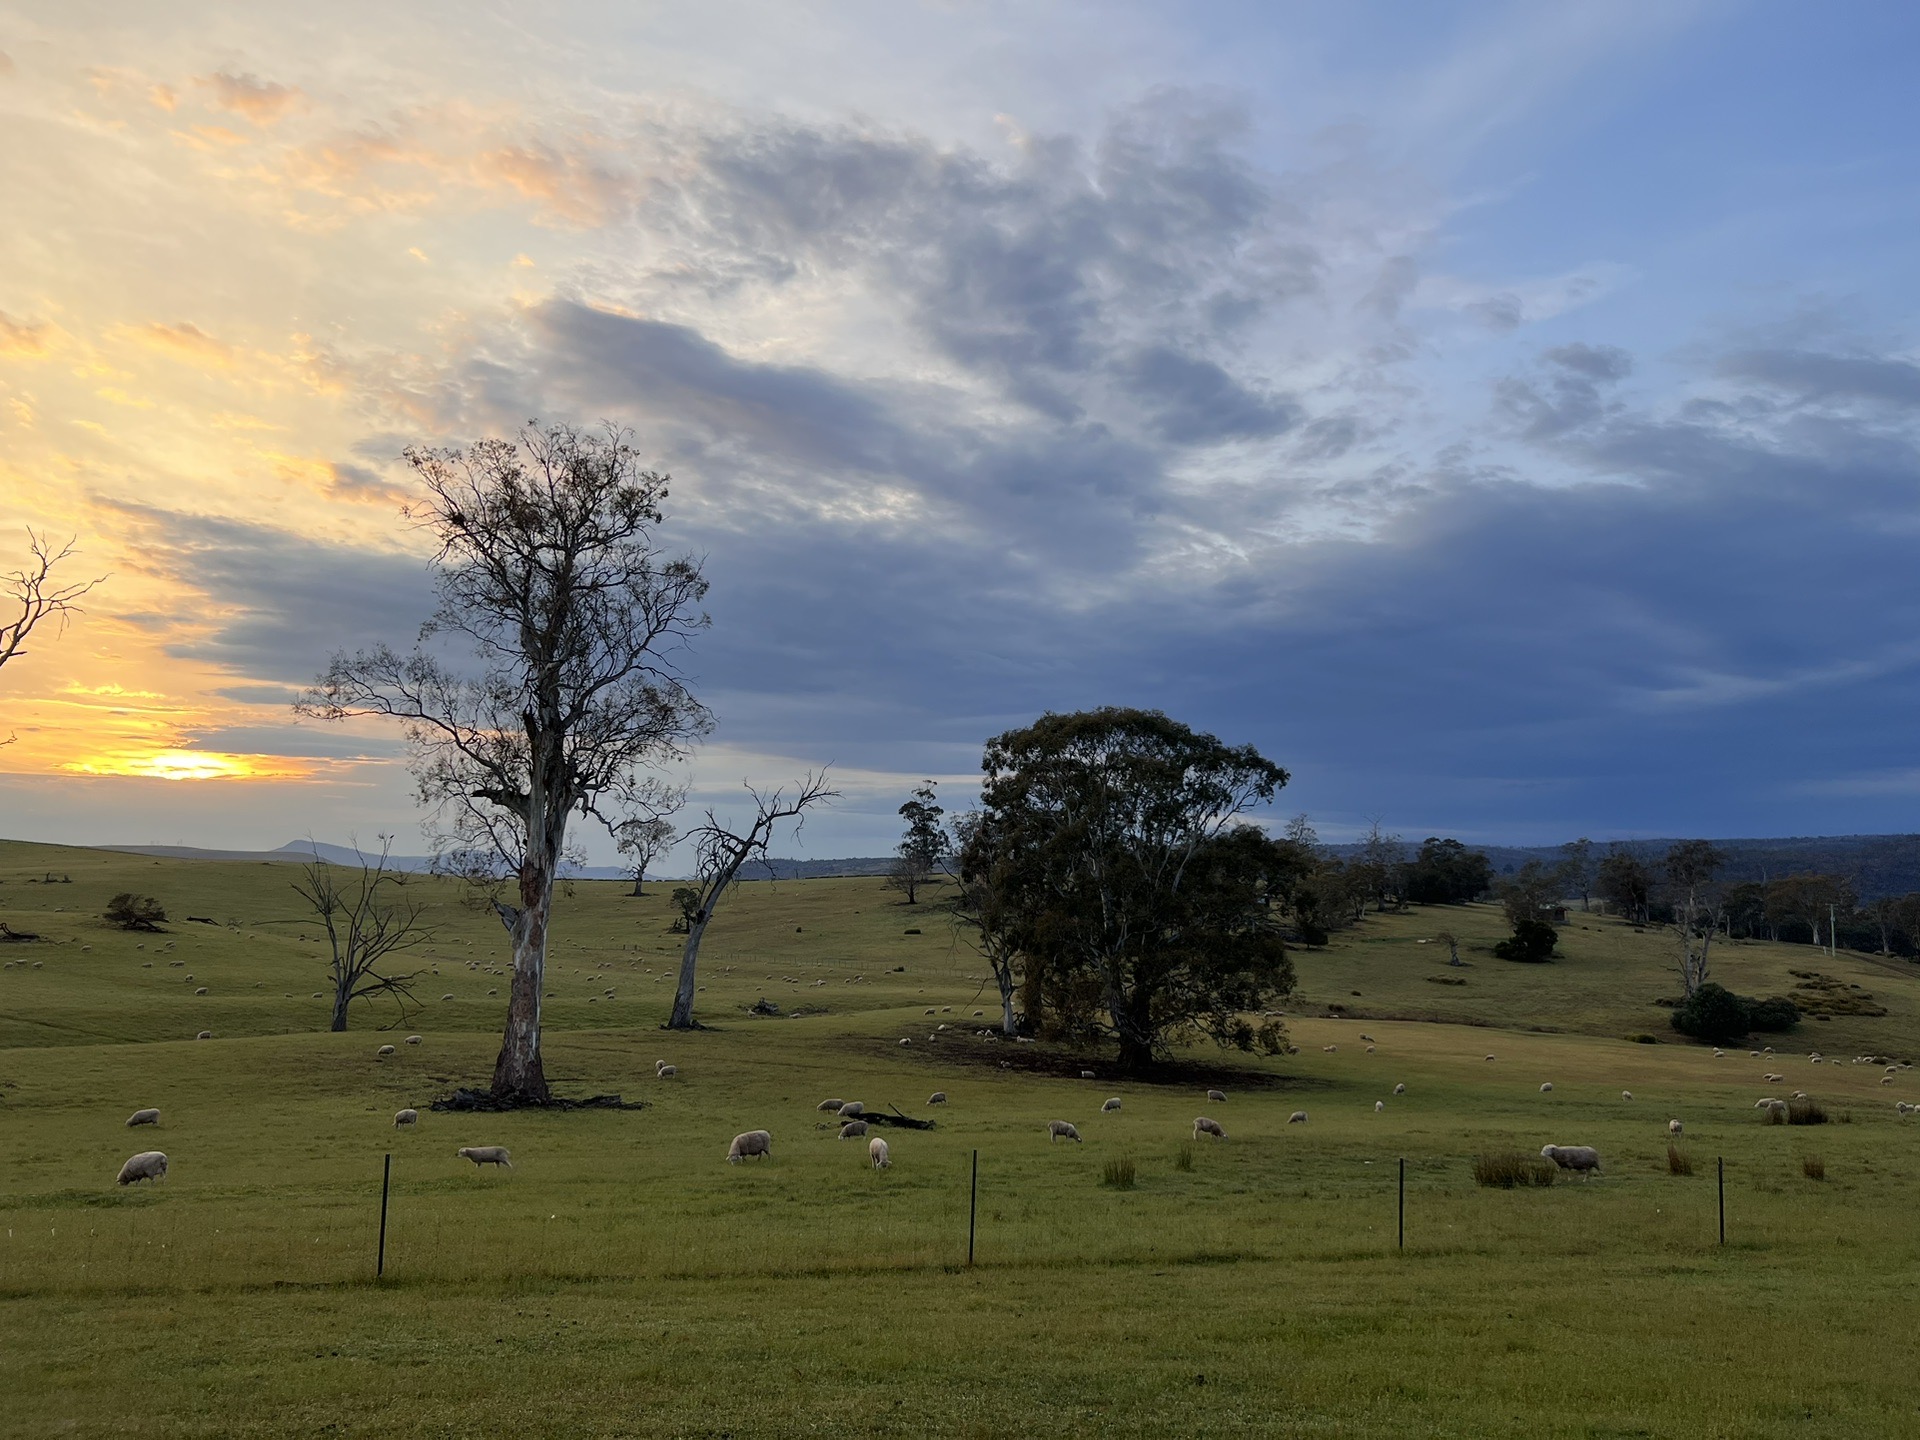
[898,1038,911,1047]
[1081,1070,1096,1079]
[394,1108,419,1127]
[727,1130,772,1164]
[1485,1055,1496,1062]
[657,1065,678,1078]
[1883,1076,1895,1085]
[125,1108,161,1128]
[817,1099,845,1113]
[1100,1097,1122,1113]
[441,994,454,1001]
[1668,1119,1683,1135]
[1540,1144,1601,1176]
[1366,1045,1376,1054]
[1897,1102,1916,1116]
[457,1145,512,1168]
[1193,1116,1227,1140]
[1207,1089,1228,1103]
[1539,1082,1554,1093]
[837,1101,865,1118]
[1393,1082,1406,1095]
[1359,1033,1375,1043]
[927,1092,948,1106]
[1321,1045,1338,1053]
[194,986,208,996]
[1713,1048,1725,1058]
[116,1151,169,1185]
[1047,1120,1082,1143]
[377,1044,396,1058]
[195,1030,212,1041]
[654,1060,671,1075]
[1621,1090,1633,1101]
[869,1136,891,1169]
[1375,1100,1385,1113]
[1754,1098,1782,1110]
[1288,1110,1308,1124]
[405,1035,422,1046]
[839,1120,870,1139]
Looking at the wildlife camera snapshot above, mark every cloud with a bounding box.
[199,71,302,126]
[0,312,50,358]
[127,321,235,368]
[1718,348,1920,410]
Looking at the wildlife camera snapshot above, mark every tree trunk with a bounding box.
[669,909,713,1029]
[998,972,1018,1037]
[330,986,349,1032]
[629,874,644,897]
[491,857,553,1104]
[1117,1032,1155,1071]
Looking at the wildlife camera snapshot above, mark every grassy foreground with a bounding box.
[4,839,1920,1437]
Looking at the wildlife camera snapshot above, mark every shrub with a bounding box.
[1492,920,1557,963]
[1670,982,1751,1043]
[1802,1155,1826,1181]
[1747,995,1801,1032]
[1173,1144,1195,1174]
[1101,1157,1137,1190]
[104,893,167,932]
[1472,1151,1557,1188]
[1787,1097,1827,1126]
[1763,1103,1785,1125]
[1667,1144,1694,1176]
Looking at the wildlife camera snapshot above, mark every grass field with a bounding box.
[4,837,1920,1437]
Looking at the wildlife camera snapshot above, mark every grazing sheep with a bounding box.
[1540,1144,1601,1176]
[1359,1033,1375,1042]
[869,1136,891,1169]
[1193,1116,1227,1140]
[1883,1076,1895,1085]
[1668,1119,1683,1135]
[1897,1102,1915,1116]
[1393,1083,1407,1095]
[837,1101,865,1118]
[1101,1097,1121,1112]
[195,1031,212,1041]
[1366,1045,1376,1054]
[457,1145,512,1168]
[657,1065,678,1078]
[394,1108,419,1127]
[1621,1090,1633,1101]
[1081,1070,1096,1079]
[898,1038,911,1047]
[441,994,454,1001]
[405,1035,422,1045]
[1207,1089,1228,1103]
[1754,1098,1782,1109]
[928,1092,948,1105]
[1321,1045,1338,1053]
[727,1130,772,1164]
[1713,1048,1725,1058]
[1288,1111,1308,1124]
[125,1108,161,1128]
[1375,1100,1385,1113]
[1763,1073,1784,1083]
[1540,1082,1554,1093]
[194,986,208,996]
[1047,1120,1082,1143]
[839,1120,870,1139]
[116,1151,169,1186]
[1485,1055,1496,1062]
[817,1099,845,1113]
[377,1044,396,1058]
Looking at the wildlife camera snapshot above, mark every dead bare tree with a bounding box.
[1,530,104,742]
[298,423,712,1102]
[668,772,837,1030]
[291,840,433,1031]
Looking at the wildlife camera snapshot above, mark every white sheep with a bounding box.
[1081,1070,1096,1079]
[1375,1100,1385,1112]
[1359,1033,1375,1042]
[839,1120,869,1139]
[395,1108,419,1127]
[1288,1111,1308,1124]
[1485,1055,1496,1062]
[1754,1097,1782,1109]
[928,1092,948,1105]
[837,1101,865,1118]
[1393,1083,1406,1095]
[1101,1097,1121,1113]
[817,1099,845,1113]
[377,1044,396,1058]
[441,994,454,1001]
[727,1130,772,1164]
[125,1108,161,1128]
[1668,1119,1683,1135]
[898,1038,911,1047]
[1322,1045,1338,1053]
[406,1035,422,1045]
[1540,1082,1554,1093]
[1047,1120,1082,1143]
[1193,1116,1227,1140]
[457,1145,512,1168]
[657,1065,678,1078]
[116,1151,168,1185]
[1621,1091,1632,1101]
[1365,1045,1376,1054]
[195,1030,212,1041]
[1540,1144,1601,1176]
[1882,1076,1895,1085]
[869,1136,891,1169]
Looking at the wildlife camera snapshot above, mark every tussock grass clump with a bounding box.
[1667,1144,1694,1176]
[1802,1155,1827,1181]
[1788,1097,1828,1126]
[1101,1157,1136,1190]
[1763,1103,1786,1125]
[1473,1151,1557,1188]
[1172,1143,1195,1174]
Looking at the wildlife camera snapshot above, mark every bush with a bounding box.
[1472,1151,1557,1188]
[1670,983,1751,1043]
[1492,920,1557,963]
[1788,1097,1827,1126]
[104,893,167,932]
[1667,1144,1694,1176]
[1101,1157,1137,1189]
[1748,995,1801,1032]
[1802,1155,1826,1181]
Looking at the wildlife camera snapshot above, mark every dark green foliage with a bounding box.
[1498,860,1560,931]
[1597,846,1653,922]
[1670,982,1750,1042]
[1493,919,1557,963]
[103,893,166,931]
[1404,837,1494,905]
[1788,1097,1827,1126]
[1747,995,1801,1032]
[886,781,945,904]
[668,886,701,934]
[1473,1152,1557,1188]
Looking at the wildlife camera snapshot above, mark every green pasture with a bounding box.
[3,838,1920,1437]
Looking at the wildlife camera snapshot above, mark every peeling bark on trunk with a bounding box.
[492,852,554,1104]
[668,908,712,1030]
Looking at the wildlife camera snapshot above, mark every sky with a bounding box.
[2,1,1919,865]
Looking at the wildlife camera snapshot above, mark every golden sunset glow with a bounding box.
[63,748,308,782]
